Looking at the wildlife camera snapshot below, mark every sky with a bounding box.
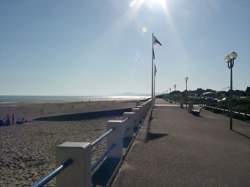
[0,0,249,96]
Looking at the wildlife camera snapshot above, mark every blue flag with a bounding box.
[153,35,162,46]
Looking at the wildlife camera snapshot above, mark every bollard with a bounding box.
[136,105,146,126]
[132,108,140,131]
[56,142,91,187]
[123,112,136,138]
[140,105,147,118]
[107,118,127,159]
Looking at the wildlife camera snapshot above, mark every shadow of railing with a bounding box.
[232,129,250,140]
[146,132,168,141]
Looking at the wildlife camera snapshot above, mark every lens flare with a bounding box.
[141,26,148,33]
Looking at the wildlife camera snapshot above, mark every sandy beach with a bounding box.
[0,100,138,187]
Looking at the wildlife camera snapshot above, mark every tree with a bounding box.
[246,87,250,96]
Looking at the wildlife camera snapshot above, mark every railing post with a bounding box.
[132,108,140,131]
[136,106,144,119]
[123,112,136,138]
[141,104,147,118]
[56,142,91,187]
[107,119,127,159]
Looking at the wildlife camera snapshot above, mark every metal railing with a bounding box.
[90,128,113,147]
[205,105,250,117]
[33,159,73,187]
[91,143,116,174]
[89,127,117,174]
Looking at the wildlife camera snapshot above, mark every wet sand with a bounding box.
[0,100,137,187]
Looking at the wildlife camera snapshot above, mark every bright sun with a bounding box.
[130,0,167,11]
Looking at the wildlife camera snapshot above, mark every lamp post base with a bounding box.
[230,117,233,130]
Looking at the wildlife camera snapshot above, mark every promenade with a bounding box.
[112,99,250,187]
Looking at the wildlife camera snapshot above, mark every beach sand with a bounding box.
[0,100,137,187]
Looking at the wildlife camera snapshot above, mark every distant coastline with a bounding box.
[0,95,150,104]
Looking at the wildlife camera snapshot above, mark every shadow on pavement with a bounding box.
[146,132,168,142]
[191,113,202,117]
[232,129,250,140]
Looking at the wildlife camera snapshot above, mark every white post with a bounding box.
[123,112,136,138]
[132,108,140,130]
[56,142,91,187]
[107,118,127,159]
[137,105,143,116]
[136,106,145,124]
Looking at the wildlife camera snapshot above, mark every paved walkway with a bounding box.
[112,99,250,187]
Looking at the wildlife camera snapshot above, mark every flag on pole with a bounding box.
[152,48,155,60]
[151,33,162,101]
[152,34,162,60]
[154,64,157,76]
[153,34,162,46]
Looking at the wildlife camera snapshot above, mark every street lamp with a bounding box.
[224,51,238,130]
[185,77,189,92]
[185,77,189,108]
[173,84,177,103]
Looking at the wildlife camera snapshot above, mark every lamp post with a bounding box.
[173,84,176,103]
[185,77,189,92]
[224,51,238,130]
[185,77,189,108]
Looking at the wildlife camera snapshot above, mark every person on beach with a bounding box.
[12,113,15,124]
[0,118,3,126]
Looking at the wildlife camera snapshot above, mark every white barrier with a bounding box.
[107,119,127,159]
[53,99,152,187]
[56,142,91,187]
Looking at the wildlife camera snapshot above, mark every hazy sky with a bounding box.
[0,0,249,96]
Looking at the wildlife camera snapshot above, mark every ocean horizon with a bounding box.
[0,95,150,104]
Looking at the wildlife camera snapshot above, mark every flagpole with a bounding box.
[151,33,161,105]
[151,33,154,104]
[154,66,156,101]
[154,64,156,100]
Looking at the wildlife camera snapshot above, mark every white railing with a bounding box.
[33,99,152,187]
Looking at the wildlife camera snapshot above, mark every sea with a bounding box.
[0,95,150,104]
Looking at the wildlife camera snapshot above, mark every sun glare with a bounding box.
[130,0,168,11]
[141,26,148,33]
[145,0,167,10]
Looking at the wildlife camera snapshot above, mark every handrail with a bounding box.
[33,158,73,187]
[205,106,250,117]
[91,144,116,174]
[90,128,114,147]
